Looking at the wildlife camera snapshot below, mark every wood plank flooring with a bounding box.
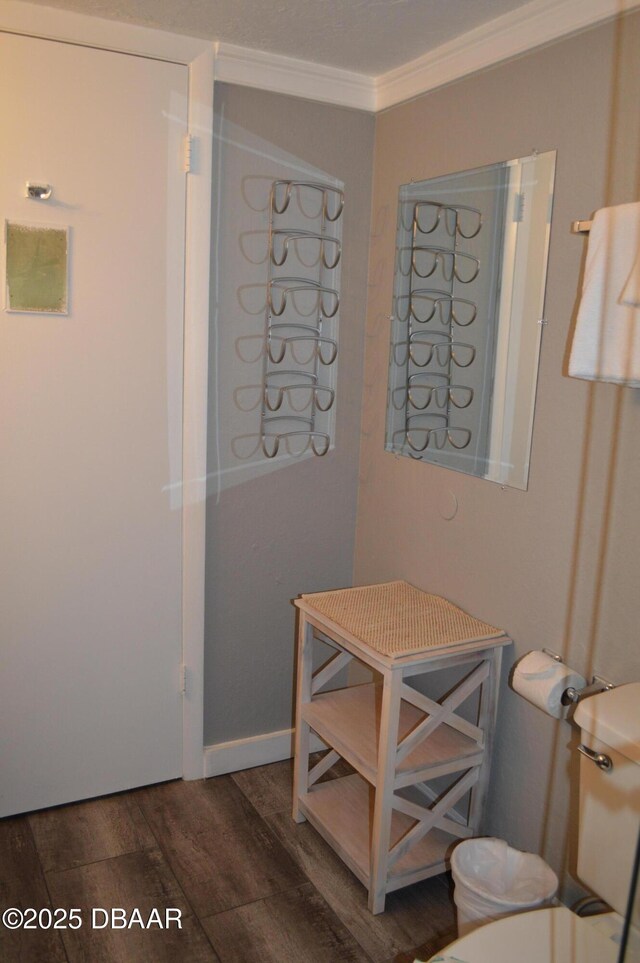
[0,757,457,963]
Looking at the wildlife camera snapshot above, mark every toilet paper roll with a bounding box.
[512,650,586,719]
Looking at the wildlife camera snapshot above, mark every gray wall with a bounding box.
[204,84,374,744]
[355,13,640,897]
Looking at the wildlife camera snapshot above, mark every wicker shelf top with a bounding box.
[298,580,507,659]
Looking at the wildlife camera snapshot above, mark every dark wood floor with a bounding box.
[0,757,457,962]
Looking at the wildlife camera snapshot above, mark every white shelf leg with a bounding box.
[293,616,314,823]
[468,647,503,833]
[368,667,402,914]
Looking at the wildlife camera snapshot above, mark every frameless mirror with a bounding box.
[385,151,556,490]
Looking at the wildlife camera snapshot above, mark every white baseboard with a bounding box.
[203,727,325,778]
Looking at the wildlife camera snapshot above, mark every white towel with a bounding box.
[568,201,640,386]
[621,247,640,307]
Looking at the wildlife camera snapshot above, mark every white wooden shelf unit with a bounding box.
[292,581,511,914]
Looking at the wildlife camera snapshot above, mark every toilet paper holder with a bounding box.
[542,649,616,705]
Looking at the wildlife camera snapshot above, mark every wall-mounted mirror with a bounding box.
[385,151,556,490]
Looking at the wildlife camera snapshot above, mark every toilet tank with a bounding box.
[575,682,640,916]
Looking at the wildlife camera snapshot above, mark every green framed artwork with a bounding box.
[5,221,68,314]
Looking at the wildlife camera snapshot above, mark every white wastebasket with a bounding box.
[450,837,558,937]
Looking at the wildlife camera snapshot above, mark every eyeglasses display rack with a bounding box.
[292,580,511,914]
[260,180,344,458]
[388,200,481,459]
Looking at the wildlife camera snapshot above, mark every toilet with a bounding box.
[425,682,640,963]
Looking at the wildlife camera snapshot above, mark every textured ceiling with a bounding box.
[18,0,535,74]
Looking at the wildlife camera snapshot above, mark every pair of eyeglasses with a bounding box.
[271,181,344,222]
[404,334,476,369]
[268,334,338,366]
[411,246,480,283]
[261,427,330,458]
[413,201,482,239]
[393,380,473,411]
[397,424,472,452]
[394,290,477,326]
[270,229,341,269]
[268,278,339,318]
[264,381,335,413]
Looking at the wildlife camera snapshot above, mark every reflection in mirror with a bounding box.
[385,151,556,490]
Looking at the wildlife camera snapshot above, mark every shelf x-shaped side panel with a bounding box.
[387,766,480,870]
[311,649,353,695]
[396,659,489,765]
[308,748,341,787]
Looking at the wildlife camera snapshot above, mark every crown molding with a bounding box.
[214,41,376,112]
[375,0,640,111]
[213,0,640,113]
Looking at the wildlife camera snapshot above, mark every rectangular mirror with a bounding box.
[385,151,556,490]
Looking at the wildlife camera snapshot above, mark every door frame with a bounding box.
[1,2,213,780]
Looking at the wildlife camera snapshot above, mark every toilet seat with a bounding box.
[424,906,620,963]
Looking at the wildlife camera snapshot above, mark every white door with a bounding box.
[0,33,188,816]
